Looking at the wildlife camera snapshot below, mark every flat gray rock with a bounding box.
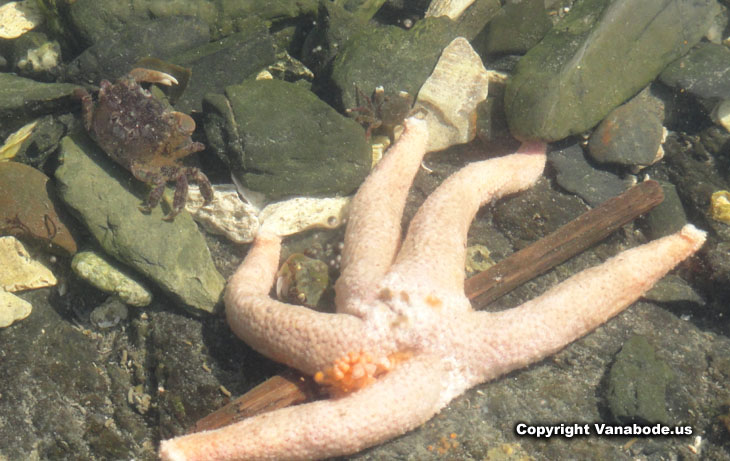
[660,41,730,102]
[55,134,224,314]
[548,143,632,207]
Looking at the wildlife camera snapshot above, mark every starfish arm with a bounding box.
[335,117,429,313]
[159,355,450,461]
[466,224,706,382]
[389,142,547,298]
[226,233,369,374]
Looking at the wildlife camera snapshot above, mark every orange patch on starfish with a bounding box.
[425,294,443,308]
[314,351,410,397]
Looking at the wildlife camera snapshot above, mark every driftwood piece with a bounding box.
[188,370,320,433]
[191,180,664,433]
[465,179,664,307]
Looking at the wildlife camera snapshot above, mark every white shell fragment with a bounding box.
[414,37,489,152]
[0,120,37,161]
[713,99,730,132]
[0,0,43,39]
[425,0,476,20]
[0,288,32,328]
[0,236,57,292]
[259,196,351,236]
[186,185,351,243]
[186,184,260,244]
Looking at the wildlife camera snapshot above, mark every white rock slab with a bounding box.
[0,236,56,292]
[0,288,32,327]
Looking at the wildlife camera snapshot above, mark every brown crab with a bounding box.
[74,68,213,220]
[347,85,413,141]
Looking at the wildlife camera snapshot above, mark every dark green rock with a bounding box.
[660,42,730,101]
[64,16,210,85]
[12,114,73,171]
[335,0,387,20]
[453,0,502,41]
[300,1,370,75]
[204,79,371,199]
[607,335,675,424]
[55,134,224,314]
[475,0,551,56]
[505,0,719,141]
[0,73,77,130]
[643,181,687,239]
[171,17,276,113]
[331,16,457,109]
[66,0,318,43]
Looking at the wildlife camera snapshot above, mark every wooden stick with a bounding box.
[465,180,664,307]
[188,369,320,433]
[191,180,664,433]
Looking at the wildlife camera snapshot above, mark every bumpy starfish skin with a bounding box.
[159,117,706,461]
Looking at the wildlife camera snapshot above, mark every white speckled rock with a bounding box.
[71,251,152,307]
[259,196,350,236]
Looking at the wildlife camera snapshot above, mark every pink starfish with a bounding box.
[159,117,705,461]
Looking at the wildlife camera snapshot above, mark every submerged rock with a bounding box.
[55,134,224,314]
[475,0,551,56]
[170,18,276,113]
[89,296,129,329]
[0,73,77,127]
[0,160,78,256]
[505,0,719,141]
[548,143,631,207]
[64,16,210,85]
[204,79,370,200]
[607,335,674,424]
[660,42,730,104]
[331,16,457,111]
[588,88,667,168]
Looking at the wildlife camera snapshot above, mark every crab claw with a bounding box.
[128,68,178,86]
[171,111,197,135]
